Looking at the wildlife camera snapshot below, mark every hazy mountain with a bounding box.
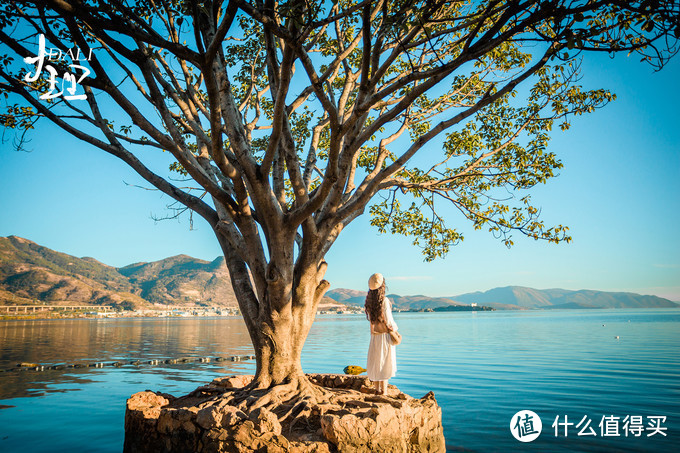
[325,288,462,310]
[450,286,679,309]
[325,285,679,310]
[325,288,366,305]
[388,294,463,310]
[452,286,554,309]
[324,289,365,309]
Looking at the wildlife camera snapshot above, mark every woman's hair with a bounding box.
[364,280,386,323]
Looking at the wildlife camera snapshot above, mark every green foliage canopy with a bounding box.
[0,0,678,270]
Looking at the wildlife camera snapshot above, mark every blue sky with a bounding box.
[1,51,678,301]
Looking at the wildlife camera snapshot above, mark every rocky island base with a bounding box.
[124,374,445,452]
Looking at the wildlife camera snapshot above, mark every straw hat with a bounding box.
[368,273,384,290]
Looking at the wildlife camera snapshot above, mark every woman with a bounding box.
[365,272,399,395]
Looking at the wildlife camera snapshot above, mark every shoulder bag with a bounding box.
[386,324,402,346]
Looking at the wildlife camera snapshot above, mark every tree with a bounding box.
[1,0,678,402]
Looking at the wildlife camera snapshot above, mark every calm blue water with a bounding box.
[1,309,678,452]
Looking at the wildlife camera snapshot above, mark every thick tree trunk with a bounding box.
[216,232,326,391]
[249,281,318,389]
[250,316,304,388]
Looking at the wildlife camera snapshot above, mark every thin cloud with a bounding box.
[388,276,434,281]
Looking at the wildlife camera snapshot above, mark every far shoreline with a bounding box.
[3,305,679,322]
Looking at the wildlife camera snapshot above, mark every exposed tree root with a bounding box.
[189,372,415,443]
[223,374,332,416]
[125,373,447,452]
[248,377,329,414]
[211,372,372,443]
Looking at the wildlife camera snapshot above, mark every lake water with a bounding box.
[1,309,678,452]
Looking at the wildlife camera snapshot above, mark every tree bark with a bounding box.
[250,269,326,389]
[215,231,327,391]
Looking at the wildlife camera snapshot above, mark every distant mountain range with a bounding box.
[0,236,238,309]
[1,236,677,311]
[325,285,679,310]
[325,288,465,310]
[446,286,679,309]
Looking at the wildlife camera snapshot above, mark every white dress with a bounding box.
[366,297,398,381]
